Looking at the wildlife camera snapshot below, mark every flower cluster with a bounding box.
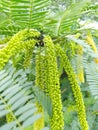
[76,45,84,83]
[23,48,32,68]
[35,50,46,130]
[55,44,89,130]
[0,29,40,70]
[43,36,64,130]
[35,50,46,90]
[23,40,37,68]
[86,33,98,63]
[33,102,44,130]
[86,34,97,53]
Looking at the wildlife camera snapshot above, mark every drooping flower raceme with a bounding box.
[55,44,89,130]
[76,45,84,83]
[43,36,64,130]
[0,29,40,70]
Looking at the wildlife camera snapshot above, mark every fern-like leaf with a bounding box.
[66,35,98,59]
[0,64,41,130]
[0,0,50,36]
[44,1,91,36]
[85,61,98,100]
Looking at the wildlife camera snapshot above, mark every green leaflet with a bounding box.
[0,64,41,130]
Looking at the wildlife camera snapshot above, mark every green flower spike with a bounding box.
[44,36,64,130]
[55,44,89,130]
[0,29,40,70]
[34,50,46,130]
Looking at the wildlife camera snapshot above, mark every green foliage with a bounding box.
[33,86,52,117]
[0,0,50,35]
[47,1,90,36]
[0,0,97,37]
[0,0,98,130]
[85,61,98,100]
[0,63,42,130]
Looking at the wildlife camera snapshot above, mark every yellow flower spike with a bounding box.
[55,44,89,130]
[44,36,64,130]
[33,103,44,130]
[0,29,40,70]
[74,33,84,83]
[34,50,47,130]
[86,32,98,63]
[76,45,84,83]
[35,51,46,89]
[86,33,97,52]
[23,48,32,68]
[23,40,36,69]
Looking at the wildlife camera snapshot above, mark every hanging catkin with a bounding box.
[73,33,84,83]
[86,32,98,63]
[55,44,89,130]
[76,45,84,83]
[23,48,32,68]
[34,50,45,130]
[44,36,64,130]
[0,29,40,70]
[23,40,36,68]
[35,49,46,90]
[33,102,44,130]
